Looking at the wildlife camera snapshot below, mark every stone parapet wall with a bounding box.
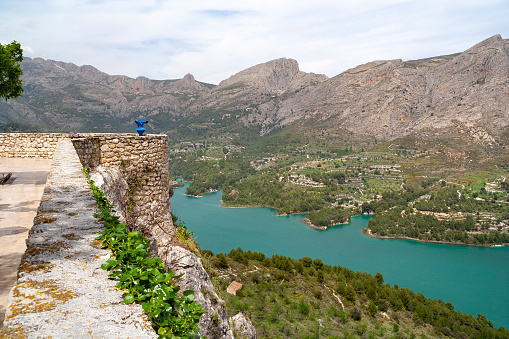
[0,133,69,158]
[1,132,235,338]
[0,132,168,165]
[0,132,172,249]
[72,133,168,169]
[0,139,157,338]
[70,136,101,168]
[74,134,174,258]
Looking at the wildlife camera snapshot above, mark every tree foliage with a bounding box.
[366,188,509,246]
[212,249,509,338]
[0,41,24,101]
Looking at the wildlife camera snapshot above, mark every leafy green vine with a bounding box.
[84,168,205,338]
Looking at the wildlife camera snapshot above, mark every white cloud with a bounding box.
[23,46,36,56]
[0,0,508,84]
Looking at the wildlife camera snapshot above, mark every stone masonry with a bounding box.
[0,139,156,338]
[71,134,174,261]
[0,133,236,338]
[0,133,69,158]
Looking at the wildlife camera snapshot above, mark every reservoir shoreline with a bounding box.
[183,181,507,248]
[362,228,508,248]
[170,181,509,329]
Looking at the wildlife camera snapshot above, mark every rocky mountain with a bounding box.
[189,58,327,115]
[0,57,213,132]
[268,35,509,148]
[207,35,508,150]
[1,35,508,152]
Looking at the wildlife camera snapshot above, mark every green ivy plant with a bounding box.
[84,168,205,338]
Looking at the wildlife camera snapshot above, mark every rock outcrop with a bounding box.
[229,313,257,339]
[164,246,234,339]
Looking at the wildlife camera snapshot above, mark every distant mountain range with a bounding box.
[1,35,508,154]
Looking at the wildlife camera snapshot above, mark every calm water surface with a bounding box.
[171,182,509,328]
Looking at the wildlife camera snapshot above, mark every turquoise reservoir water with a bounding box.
[170,182,509,329]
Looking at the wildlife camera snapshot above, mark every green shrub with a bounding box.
[299,299,310,315]
[301,256,312,267]
[367,302,378,317]
[350,307,362,321]
[215,253,229,269]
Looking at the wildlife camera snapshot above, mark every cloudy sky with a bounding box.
[1,0,508,84]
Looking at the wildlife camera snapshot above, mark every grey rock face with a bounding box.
[214,58,301,93]
[229,313,257,339]
[267,35,509,144]
[164,246,234,339]
[89,166,128,222]
[190,58,328,114]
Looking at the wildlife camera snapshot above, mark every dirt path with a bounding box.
[324,284,344,310]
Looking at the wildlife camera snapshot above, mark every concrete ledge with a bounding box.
[0,140,156,338]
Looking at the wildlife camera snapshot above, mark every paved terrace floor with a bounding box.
[0,158,52,328]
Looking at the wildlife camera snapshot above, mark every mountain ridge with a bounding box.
[266,35,509,142]
[1,35,508,154]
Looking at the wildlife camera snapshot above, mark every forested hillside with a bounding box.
[201,248,509,338]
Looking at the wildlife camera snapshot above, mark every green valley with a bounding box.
[169,131,509,246]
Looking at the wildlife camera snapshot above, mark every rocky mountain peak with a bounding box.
[71,64,109,82]
[214,58,301,93]
[458,34,508,60]
[132,76,152,93]
[182,73,195,83]
[167,73,211,96]
[472,34,502,47]
[189,57,327,114]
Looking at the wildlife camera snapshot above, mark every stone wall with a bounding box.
[0,133,236,338]
[70,136,101,168]
[71,134,175,260]
[0,139,157,338]
[0,133,69,158]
